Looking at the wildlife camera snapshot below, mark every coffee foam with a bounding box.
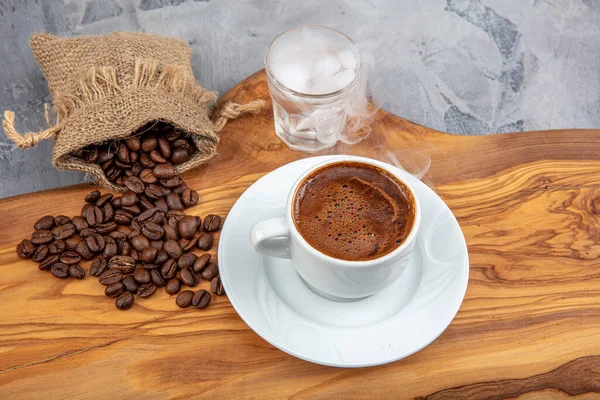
[293,162,414,261]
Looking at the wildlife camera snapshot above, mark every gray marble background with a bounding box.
[1,0,599,198]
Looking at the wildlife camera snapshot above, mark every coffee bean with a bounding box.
[111,196,122,208]
[65,237,81,251]
[142,222,164,241]
[196,216,202,230]
[130,235,150,252]
[117,142,131,164]
[51,223,76,241]
[120,191,137,207]
[151,269,166,287]
[39,255,60,271]
[137,283,157,298]
[101,242,117,259]
[124,176,145,194]
[165,278,181,295]
[210,276,225,295]
[106,282,125,298]
[165,193,184,210]
[84,147,98,163]
[54,215,71,226]
[200,262,219,281]
[108,255,136,274]
[163,224,178,241]
[180,267,197,287]
[141,247,158,263]
[51,263,70,278]
[153,199,169,214]
[99,269,123,285]
[72,216,89,232]
[157,137,171,159]
[81,204,93,219]
[196,232,213,250]
[48,240,66,255]
[85,206,103,227]
[122,205,141,216]
[138,198,155,212]
[122,275,139,293]
[176,290,194,308]
[78,229,94,240]
[34,215,55,231]
[160,185,172,196]
[172,182,188,195]
[76,240,95,260]
[178,253,198,269]
[114,159,131,170]
[144,184,163,200]
[98,146,115,163]
[165,130,181,142]
[141,137,157,152]
[149,149,166,164]
[102,203,115,222]
[116,291,134,310]
[96,193,113,207]
[31,230,53,245]
[130,221,142,235]
[69,264,86,279]
[160,176,182,188]
[180,237,197,252]
[161,259,178,280]
[114,210,134,225]
[133,268,151,284]
[60,251,82,265]
[85,190,101,204]
[141,209,165,227]
[172,138,189,149]
[155,249,169,265]
[17,239,35,258]
[32,245,49,262]
[153,164,175,180]
[163,240,182,259]
[125,136,141,151]
[171,147,190,164]
[150,240,164,250]
[180,188,199,207]
[90,258,108,276]
[177,216,197,239]
[193,254,211,273]
[86,233,105,252]
[106,165,121,181]
[140,154,156,169]
[192,289,211,308]
[130,249,140,262]
[96,222,119,235]
[119,241,131,256]
[203,214,222,232]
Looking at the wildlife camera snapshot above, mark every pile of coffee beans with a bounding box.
[71,121,198,186]
[16,122,225,310]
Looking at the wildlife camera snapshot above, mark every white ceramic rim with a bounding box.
[285,155,422,268]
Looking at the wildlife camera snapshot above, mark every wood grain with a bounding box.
[1,70,600,399]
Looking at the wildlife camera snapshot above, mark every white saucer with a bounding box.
[219,156,469,367]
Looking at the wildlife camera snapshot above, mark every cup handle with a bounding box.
[250,217,291,259]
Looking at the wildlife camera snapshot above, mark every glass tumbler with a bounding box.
[265,26,365,153]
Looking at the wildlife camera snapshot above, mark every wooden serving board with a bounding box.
[1,70,600,399]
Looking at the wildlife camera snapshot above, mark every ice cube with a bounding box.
[272,63,311,93]
[316,112,344,144]
[309,75,339,95]
[333,69,356,90]
[338,49,358,70]
[313,55,341,77]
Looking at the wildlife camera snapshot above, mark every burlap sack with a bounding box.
[2,32,264,191]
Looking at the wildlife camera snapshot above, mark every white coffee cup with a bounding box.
[250,156,421,300]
